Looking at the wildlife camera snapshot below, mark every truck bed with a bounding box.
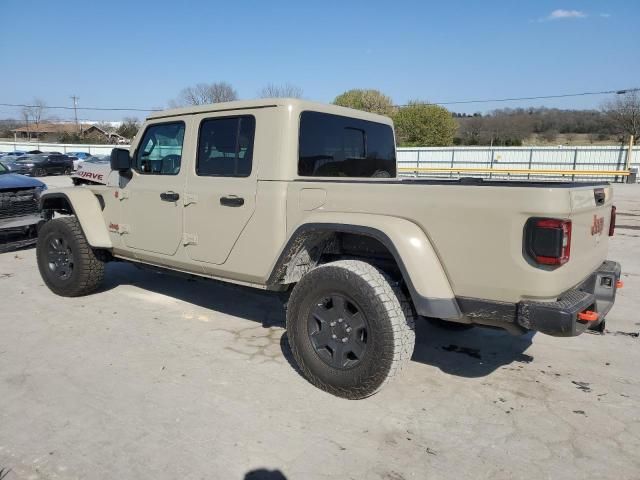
[285,179,615,304]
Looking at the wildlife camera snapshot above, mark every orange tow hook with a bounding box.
[616,280,624,289]
[578,310,599,322]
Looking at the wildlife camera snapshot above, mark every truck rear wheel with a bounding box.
[36,217,106,297]
[286,260,415,399]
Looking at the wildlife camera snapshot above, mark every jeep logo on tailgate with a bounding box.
[591,215,604,235]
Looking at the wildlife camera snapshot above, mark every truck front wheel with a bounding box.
[286,260,415,399]
[36,217,106,297]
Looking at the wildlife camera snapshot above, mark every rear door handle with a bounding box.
[220,196,244,207]
[160,191,180,202]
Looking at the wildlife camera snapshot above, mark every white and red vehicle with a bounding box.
[71,155,115,186]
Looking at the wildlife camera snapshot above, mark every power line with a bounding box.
[0,87,638,113]
[394,88,640,107]
[0,102,160,112]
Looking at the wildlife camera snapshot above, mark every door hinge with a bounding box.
[183,193,198,206]
[116,189,129,200]
[118,223,131,234]
[182,233,198,246]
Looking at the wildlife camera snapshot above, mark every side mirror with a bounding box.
[110,148,131,171]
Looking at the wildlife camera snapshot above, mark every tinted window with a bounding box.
[298,111,396,177]
[135,122,185,175]
[196,116,255,177]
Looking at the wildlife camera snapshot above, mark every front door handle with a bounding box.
[220,196,244,207]
[160,191,180,202]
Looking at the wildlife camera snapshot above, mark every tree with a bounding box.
[0,119,20,138]
[602,91,640,142]
[170,82,238,107]
[116,117,141,139]
[21,107,30,139]
[333,89,394,116]
[457,115,484,145]
[259,83,303,98]
[27,98,46,131]
[58,131,110,145]
[19,98,47,140]
[393,101,457,147]
[540,130,558,143]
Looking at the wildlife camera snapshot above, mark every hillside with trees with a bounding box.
[454,107,623,146]
[331,88,637,147]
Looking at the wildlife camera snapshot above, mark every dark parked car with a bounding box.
[12,154,74,176]
[0,161,49,250]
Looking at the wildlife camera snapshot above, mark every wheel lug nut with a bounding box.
[332,334,337,339]
[338,318,343,323]
[330,321,336,327]
[346,327,352,333]
[341,338,348,343]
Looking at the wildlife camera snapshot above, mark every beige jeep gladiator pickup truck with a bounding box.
[36,99,622,399]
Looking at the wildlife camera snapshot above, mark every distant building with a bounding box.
[11,123,127,143]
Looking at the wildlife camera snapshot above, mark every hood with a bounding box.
[0,173,46,190]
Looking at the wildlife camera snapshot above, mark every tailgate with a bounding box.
[565,185,614,287]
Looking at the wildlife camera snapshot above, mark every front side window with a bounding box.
[135,122,185,175]
[298,111,396,177]
[196,115,255,177]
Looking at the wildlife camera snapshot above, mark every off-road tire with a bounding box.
[286,260,416,399]
[36,217,106,297]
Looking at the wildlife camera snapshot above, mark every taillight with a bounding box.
[609,205,616,236]
[524,218,572,266]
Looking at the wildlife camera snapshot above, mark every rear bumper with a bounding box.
[457,261,622,337]
[518,260,621,336]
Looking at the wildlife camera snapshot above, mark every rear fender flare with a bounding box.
[270,212,461,320]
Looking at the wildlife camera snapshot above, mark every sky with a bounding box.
[0,0,638,122]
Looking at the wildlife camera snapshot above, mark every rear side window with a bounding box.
[298,111,396,178]
[197,116,256,177]
[135,122,185,175]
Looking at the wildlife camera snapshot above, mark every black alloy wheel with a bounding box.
[46,236,74,280]
[308,293,369,369]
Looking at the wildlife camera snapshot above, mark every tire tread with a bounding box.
[37,216,105,297]
[287,259,415,399]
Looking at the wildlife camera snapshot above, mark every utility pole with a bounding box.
[626,134,635,170]
[70,95,79,132]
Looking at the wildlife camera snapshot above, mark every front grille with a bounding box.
[0,188,39,220]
